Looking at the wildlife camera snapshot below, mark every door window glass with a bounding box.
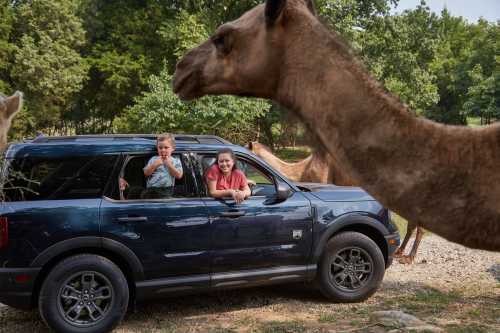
[3,156,117,201]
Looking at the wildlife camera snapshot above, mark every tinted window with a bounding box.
[4,156,117,201]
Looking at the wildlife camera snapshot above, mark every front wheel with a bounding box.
[317,232,385,302]
[39,254,129,333]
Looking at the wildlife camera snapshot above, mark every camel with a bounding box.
[249,140,424,263]
[173,0,500,251]
[248,141,359,186]
[0,91,23,150]
[248,141,329,182]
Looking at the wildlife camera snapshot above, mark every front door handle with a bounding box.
[116,216,148,223]
[220,210,245,218]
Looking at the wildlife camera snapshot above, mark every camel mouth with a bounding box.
[172,71,204,101]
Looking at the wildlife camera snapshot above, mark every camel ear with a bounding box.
[265,0,287,26]
[305,0,317,16]
[5,91,23,119]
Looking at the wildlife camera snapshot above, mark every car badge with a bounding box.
[292,230,303,240]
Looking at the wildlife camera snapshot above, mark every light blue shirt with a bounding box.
[144,156,183,188]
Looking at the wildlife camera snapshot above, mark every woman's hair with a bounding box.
[216,148,238,170]
[157,133,175,148]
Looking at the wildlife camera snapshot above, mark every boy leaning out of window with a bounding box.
[142,133,183,198]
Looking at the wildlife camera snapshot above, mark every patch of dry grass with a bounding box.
[2,282,498,333]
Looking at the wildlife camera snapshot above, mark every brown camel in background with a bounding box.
[0,91,23,150]
[173,0,500,251]
[249,141,423,263]
[248,141,329,182]
[248,141,357,186]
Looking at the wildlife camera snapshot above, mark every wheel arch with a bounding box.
[313,214,389,265]
[30,236,143,308]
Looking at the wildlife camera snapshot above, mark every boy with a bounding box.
[143,133,183,198]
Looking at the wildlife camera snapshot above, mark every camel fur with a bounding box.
[173,0,500,251]
[0,91,23,150]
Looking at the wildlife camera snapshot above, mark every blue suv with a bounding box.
[0,134,400,333]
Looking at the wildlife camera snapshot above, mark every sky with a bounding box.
[391,0,500,23]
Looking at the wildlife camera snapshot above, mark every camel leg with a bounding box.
[399,226,424,264]
[394,221,416,257]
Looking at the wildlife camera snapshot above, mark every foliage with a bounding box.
[463,64,499,124]
[0,0,497,144]
[113,66,269,144]
[9,0,88,133]
[359,2,440,115]
[0,0,14,92]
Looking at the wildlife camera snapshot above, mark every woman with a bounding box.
[205,148,251,204]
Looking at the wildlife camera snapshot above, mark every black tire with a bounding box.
[38,254,129,333]
[317,232,385,302]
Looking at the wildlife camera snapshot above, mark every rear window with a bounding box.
[2,155,117,201]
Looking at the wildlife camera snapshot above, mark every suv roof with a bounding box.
[29,134,232,145]
[5,134,243,159]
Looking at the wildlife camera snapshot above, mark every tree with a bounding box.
[10,0,88,133]
[0,0,15,92]
[113,65,269,144]
[463,64,499,124]
[359,2,440,115]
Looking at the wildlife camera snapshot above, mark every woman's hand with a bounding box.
[231,189,246,204]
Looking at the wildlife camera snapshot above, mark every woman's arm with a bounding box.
[207,179,235,198]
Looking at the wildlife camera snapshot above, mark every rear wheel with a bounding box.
[317,232,385,302]
[39,254,129,333]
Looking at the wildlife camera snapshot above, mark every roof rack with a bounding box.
[31,134,232,145]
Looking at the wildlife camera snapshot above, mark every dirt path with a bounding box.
[1,235,499,332]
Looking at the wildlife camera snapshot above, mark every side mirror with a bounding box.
[275,180,292,203]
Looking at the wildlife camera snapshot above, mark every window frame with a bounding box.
[104,151,201,202]
[194,151,280,199]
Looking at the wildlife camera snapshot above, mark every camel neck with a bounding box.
[275,24,435,189]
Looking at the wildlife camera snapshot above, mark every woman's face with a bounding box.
[217,153,234,174]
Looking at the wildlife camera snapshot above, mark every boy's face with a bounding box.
[157,140,174,158]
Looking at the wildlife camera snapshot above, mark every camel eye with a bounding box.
[213,35,225,48]
[213,34,232,55]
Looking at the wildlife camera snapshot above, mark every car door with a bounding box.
[100,152,211,290]
[197,152,313,287]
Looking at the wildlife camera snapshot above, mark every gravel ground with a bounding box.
[382,234,500,293]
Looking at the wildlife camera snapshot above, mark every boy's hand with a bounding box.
[154,158,164,167]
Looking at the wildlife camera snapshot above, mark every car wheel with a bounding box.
[39,254,129,333]
[317,231,385,302]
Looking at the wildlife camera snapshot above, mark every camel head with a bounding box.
[173,0,318,101]
[0,91,23,149]
[247,141,273,154]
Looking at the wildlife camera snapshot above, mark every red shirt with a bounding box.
[205,164,248,191]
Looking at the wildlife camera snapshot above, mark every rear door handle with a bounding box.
[220,211,245,218]
[116,216,148,223]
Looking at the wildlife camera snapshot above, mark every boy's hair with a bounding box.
[157,133,175,148]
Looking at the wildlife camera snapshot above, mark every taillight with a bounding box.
[0,216,8,249]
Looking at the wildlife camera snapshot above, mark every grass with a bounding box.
[258,320,306,333]
[274,146,310,162]
[396,288,462,315]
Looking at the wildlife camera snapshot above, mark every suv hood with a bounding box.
[294,182,375,202]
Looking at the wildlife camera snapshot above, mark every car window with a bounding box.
[200,154,276,197]
[115,153,197,200]
[3,155,117,201]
